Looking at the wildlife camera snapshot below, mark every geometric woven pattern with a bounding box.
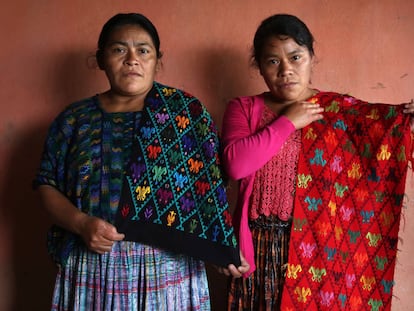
[33,97,139,266]
[281,93,412,310]
[116,82,240,267]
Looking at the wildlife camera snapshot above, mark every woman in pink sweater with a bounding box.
[221,14,414,310]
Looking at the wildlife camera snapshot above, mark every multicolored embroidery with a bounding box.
[281,92,412,310]
[34,97,140,266]
[116,82,240,267]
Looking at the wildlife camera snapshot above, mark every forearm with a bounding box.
[38,185,88,236]
[222,116,295,179]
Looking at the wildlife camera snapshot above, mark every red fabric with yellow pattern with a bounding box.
[281,92,412,311]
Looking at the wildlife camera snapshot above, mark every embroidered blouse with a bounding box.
[249,105,301,221]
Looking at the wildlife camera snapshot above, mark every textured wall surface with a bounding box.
[0,1,413,310]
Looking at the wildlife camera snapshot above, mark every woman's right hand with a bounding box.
[38,185,125,254]
[283,100,324,129]
[79,216,125,254]
[216,251,250,278]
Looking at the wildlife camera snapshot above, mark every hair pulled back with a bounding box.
[253,14,314,64]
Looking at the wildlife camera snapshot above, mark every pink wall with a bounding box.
[1,1,413,310]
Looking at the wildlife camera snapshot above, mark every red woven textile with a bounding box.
[281,92,412,311]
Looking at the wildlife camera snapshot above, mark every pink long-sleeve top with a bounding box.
[221,94,296,276]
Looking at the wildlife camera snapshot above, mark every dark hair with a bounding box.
[96,13,162,62]
[253,14,314,64]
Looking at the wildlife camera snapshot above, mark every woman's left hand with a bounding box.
[403,99,414,131]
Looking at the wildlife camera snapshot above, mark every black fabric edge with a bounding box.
[119,221,241,268]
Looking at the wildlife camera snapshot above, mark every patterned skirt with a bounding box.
[227,216,292,311]
[51,241,210,311]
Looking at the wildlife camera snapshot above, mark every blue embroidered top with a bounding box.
[35,82,240,267]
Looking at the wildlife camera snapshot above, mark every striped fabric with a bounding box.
[35,94,210,310]
[52,242,210,311]
[228,216,291,310]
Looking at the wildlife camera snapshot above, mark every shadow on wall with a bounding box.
[2,124,56,311]
[46,49,106,114]
[1,49,104,311]
[180,45,261,126]
[194,46,254,310]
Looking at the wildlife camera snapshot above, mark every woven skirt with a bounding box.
[228,216,292,311]
[51,241,210,311]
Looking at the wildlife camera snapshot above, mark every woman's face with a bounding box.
[100,24,159,97]
[258,36,314,103]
